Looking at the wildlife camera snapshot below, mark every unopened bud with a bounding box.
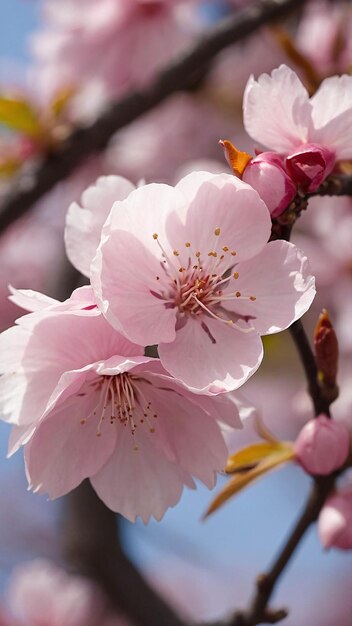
[318,490,352,550]
[314,309,338,395]
[294,414,350,475]
[242,152,296,217]
[285,143,336,192]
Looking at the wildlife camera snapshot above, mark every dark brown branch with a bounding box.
[309,174,352,198]
[63,481,188,626]
[0,0,308,234]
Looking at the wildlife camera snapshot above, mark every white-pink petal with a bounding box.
[243,65,312,152]
[223,240,315,335]
[311,74,352,160]
[158,316,263,392]
[91,425,195,523]
[65,175,135,277]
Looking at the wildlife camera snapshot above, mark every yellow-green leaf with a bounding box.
[204,448,295,519]
[0,157,21,178]
[0,96,42,137]
[226,441,293,474]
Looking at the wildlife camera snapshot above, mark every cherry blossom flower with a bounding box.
[243,64,352,191]
[90,170,315,392]
[4,559,129,626]
[0,286,247,522]
[31,0,194,109]
[296,0,352,77]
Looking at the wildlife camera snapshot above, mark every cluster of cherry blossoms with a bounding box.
[2,57,352,538]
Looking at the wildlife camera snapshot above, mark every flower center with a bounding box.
[151,229,257,329]
[79,373,157,449]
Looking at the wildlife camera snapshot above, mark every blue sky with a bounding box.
[0,0,39,62]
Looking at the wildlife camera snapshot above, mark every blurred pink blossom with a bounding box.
[31,0,195,110]
[297,0,352,76]
[318,489,352,550]
[3,559,129,626]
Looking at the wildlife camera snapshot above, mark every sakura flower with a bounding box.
[31,0,194,109]
[243,64,352,191]
[4,559,130,626]
[296,0,352,77]
[0,286,246,522]
[91,170,315,391]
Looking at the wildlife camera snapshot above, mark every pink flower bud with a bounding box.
[285,143,336,192]
[318,490,352,550]
[294,414,350,475]
[242,152,296,218]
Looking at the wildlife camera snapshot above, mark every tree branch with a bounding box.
[63,481,188,626]
[227,476,334,626]
[0,0,308,234]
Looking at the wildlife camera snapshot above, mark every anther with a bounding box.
[236,291,241,297]
[231,251,237,256]
[153,233,158,239]
[214,227,221,236]
[185,242,191,247]
[222,246,229,252]
[250,296,257,301]
[233,272,239,279]
[173,250,179,256]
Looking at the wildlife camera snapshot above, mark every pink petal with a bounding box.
[91,425,195,523]
[243,65,312,153]
[92,229,177,345]
[143,382,228,488]
[311,74,352,159]
[159,316,263,392]
[25,373,118,499]
[8,287,58,312]
[65,175,135,277]
[170,172,271,266]
[223,240,315,335]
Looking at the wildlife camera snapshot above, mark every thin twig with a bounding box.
[0,0,308,233]
[227,477,334,626]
